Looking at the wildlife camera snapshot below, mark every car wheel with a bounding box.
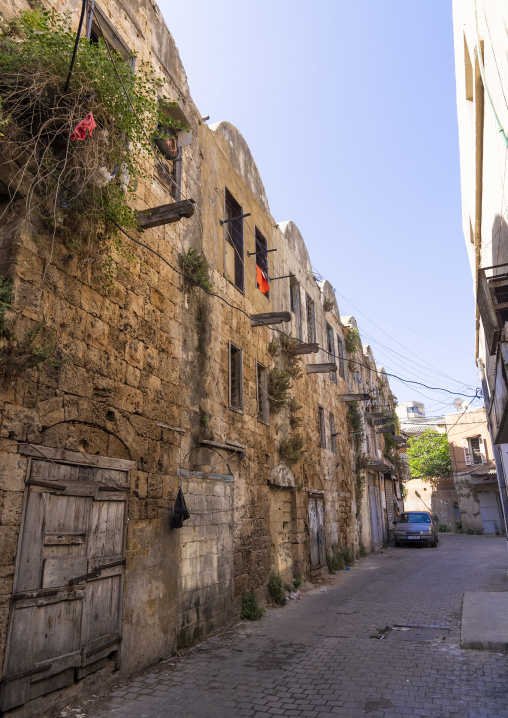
[431,536,438,547]
[394,540,401,547]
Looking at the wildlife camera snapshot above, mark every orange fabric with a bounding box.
[256,265,270,294]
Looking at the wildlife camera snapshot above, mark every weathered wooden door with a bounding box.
[384,478,395,542]
[1,448,134,712]
[368,484,383,552]
[308,496,326,569]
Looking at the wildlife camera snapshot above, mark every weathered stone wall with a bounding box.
[0,0,402,713]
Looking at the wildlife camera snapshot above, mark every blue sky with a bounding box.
[158,0,480,415]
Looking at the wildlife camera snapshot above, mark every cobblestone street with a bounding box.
[77,535,508,718]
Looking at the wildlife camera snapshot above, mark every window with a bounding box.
[336,335,345,378]
[306,294,316,344]
[229,342,243,411]
[318,405,326,448]
[327,324,337,383]
[256,362,269,424]
[290,279,303,341]
[89,5,131,57]
[463,436,487,466]
[329,413,337,453]
[224,189,244,292]
[255,228,269,298]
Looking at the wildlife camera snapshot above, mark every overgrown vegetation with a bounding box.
[1,320,59,377]
[267,572,286,606]
[347,402,364,449]
[268,368,292,412]
[279,434,304,464]
[323,297,334,312]
[0,276,13,337]
[327,544,355,574]
[288,396,302,429]
[406,429,453,478]
[241,590,265,621]
[344,326,361,354]
[0,7,187,286]
[178,249,213,292]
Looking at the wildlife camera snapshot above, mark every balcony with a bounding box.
[488,337,508,444]
[477,264,508,355]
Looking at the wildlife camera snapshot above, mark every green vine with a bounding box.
[1,321,59,377]
[0,276,13,337]
[178,249,213,292]
[344,326,361,354]
[0,7,187,288]
[279,434,304,464]
[347,401,364,450]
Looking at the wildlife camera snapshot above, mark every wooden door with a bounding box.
[308,496,326,569]
[1,450,133,712]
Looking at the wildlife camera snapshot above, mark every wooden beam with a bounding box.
[200,439,246,455]
[306,363,337,374]
[136,199,195,229]
[364,412,383,420]
[250,312,291,327]
[339,393,370,402]
[288,342,319,355]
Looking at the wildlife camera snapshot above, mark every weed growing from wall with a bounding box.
[0,276,13,337]
[344,326,361,354]
[279,434,304,465]
[179,249,213,292]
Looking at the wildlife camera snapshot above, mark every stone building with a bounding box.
[452,0,508,532]
[0,0,404,714]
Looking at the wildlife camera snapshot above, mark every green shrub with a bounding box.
[267,572,286,606]
[178,249,213,292]
[344,326,361,354]
[0,276,13,338]
[279,434,304,465]
[466,528,475,535]
[327,552,345,574]
[456,521,463,533]
[241,590,265,621]
[438,523,450,533]
[292,575,302,589]
[359,545,367,557]
[342,547,355,566]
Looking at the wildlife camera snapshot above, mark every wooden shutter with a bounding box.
[463,439,472,466]
[1,451,132,712]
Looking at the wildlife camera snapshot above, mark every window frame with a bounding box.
[329,412,337,453]
[336,334,345,378]
[228,341,244,413]
[290,279,303,341]
[256,361,269,425]
[306,294,316,344]
[318,405,326,449]
[254,227,269,299]
[224,189,245,293]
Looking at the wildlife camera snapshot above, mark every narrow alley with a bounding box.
[74,535,508,718]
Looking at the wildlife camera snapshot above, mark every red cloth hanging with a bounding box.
[70,112,97,141]
[256,265,270,295]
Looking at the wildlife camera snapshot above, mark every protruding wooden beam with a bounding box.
[288,342,319,356]
[200,439,246,456]
[364,412,383,420]
[306,363,337,374]
[136,199,195,229]
[250,312,291,327]
[339,393,370,402]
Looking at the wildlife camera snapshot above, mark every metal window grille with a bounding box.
[225,189,244,292]
[229,343,243,411]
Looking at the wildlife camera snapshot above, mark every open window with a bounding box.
[224,190,244,292]
[88,4,131,58]
[255,228,269,298]
[256,362,269,424]
[229,342,243,412]
[463,436,487,466]
[477,264,508,355]
[154,101,192,201]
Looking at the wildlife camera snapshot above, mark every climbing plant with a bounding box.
[178,249,213,292]
[406,429,453,478]
[344,326,361,354]
[0,7,187,283]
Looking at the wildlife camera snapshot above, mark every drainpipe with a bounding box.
[473,43,484,365]
[479,359,508,543]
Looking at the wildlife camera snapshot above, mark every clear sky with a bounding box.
[158,0,481,415]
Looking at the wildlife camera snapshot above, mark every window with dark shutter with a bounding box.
[225,189,244,292]
[256,362,269,424]
[291,279,303,340]
[327,324,337,383]
[329,413,337,452]
[229,343,243,411]
[336,335,345,378]
[318,405,326,448]
[307,294,316,344]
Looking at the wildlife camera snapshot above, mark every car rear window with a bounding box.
[399,513,431,523]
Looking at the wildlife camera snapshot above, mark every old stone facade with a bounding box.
[0,0,403,714]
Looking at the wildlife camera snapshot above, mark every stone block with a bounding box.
[113,383,143,414]
[125,339,145,369]
[0,454,26,494]
[0,527,19,566]
[80,285,103,316]
[126,292,145,317]
[0,404,41,442]
[126,364,141,388]
[59,363,92,398]
[1,492,24,526]
[150,287,165,311]
[37,396,65,428]
[85,315,109,348]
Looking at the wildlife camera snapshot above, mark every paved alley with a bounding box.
[77,535,508,718]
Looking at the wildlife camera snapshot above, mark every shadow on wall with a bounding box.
[490,214,508,267]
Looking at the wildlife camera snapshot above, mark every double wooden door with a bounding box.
[1,448,133,712]
[308,495,326,569]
